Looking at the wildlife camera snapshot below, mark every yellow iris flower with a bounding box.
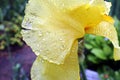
[21,0,120,80]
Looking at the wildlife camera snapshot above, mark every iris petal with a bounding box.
[31,41,80,80]
[85,21,120,60]
[21,0,120,80]
[22,0,84,64]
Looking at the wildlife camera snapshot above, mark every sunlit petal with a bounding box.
[21,0,84,64]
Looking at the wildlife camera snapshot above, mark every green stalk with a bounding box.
[80,62,87,80]
[5,31,14,65]
[78,38,87,80]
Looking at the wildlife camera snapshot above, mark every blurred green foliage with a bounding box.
[0,0,28,50]
[99,66,120,80]
[84,34,113,64]
[0,22,23,50]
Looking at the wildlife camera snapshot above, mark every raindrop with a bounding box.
[38,31,43,37]
[26,35,31,38]
[42,38,46,41]
[22,30,29,33]
[62,40,65,43]
[35,50,40,55]
[72,47,76,53]
[46,31,50,35]
[39,49,42,52]
[24,18,33,29]
[37,44,40,47]
[89,0,94,5]
[27,22,32,29]
[59,38,65,43]
[59,38,63,41]
[61,3,65,7]
[60,45,65,50]
[46,49,49,53]
[41,58,44,63]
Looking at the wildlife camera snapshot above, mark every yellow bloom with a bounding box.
[21,0,120,80]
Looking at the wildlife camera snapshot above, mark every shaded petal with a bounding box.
[67,0,111,28]
[85,21,120,60]
[31,41,80,80]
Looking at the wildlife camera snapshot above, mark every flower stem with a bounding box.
[80,62,87,80]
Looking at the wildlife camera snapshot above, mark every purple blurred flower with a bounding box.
[85,69,100,80]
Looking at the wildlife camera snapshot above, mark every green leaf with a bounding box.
[84,43,93,49]
[89,41,98,48]
[91,48,107,60]
[87,55,98,64]
[103,45,112,56]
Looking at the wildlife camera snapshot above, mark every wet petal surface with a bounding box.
[31,41,80,80]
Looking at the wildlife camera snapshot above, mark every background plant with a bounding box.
[0,0,29,80]
[0,0,28,50]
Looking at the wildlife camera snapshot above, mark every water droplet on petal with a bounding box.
[59,38,63,41]
[27,22,32,29]
[46,50,49,53]
[39,49,42,52]
[23,19,33,29]
[41,58,44,63]
[35,50,40,55]
[22,30,29,33]
[72,47,76,53]
[46,31,50,35]
[60,45,65,50]
[62,3,65,7]
[37,44,40,47]
[38,31,43,37]
[58,38,65,43]
[42,38,46,41]
[89,0,94,5]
